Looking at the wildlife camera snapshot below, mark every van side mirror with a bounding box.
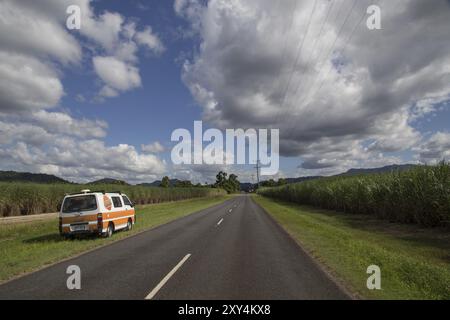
[57,203,62,211]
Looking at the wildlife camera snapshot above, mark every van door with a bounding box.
[122,195,133,212]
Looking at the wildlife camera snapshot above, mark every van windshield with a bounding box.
[62,195,97,213]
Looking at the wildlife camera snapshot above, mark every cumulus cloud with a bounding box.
[178,0,450,173]
[29,110,108,139]
[0,0,164,107]
[89,21,164,98]
[0,0,167,182]
[135,27,166,54]
[93,56,141,93]
[0,0,82,64]
[414,132,450,164]
[0,138,166,184]
[0,52,64,113]
[141,141,166,154]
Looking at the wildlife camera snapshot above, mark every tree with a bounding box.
[215,171,228,187]
[160,176,170,188]
[261,179,276,187]
[215,171,240,193]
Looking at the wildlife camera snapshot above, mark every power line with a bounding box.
[282,0,386,142]
[279,0,301,66]
[279,0,360,141]
[286,0,338,108]
[274,0,319,126]
[275,0,338,126]
[307,0,373,102]
[296,0,359,106]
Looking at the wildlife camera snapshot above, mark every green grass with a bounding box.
[253,195,450,300]
[0,195,230,283]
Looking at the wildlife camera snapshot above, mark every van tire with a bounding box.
[126,219,132,231]
[105,223,114,238]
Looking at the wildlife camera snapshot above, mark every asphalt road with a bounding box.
[0,195,349,300]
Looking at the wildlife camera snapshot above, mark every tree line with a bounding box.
[159,171,241,194]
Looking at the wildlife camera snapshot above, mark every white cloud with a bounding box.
[414,132,450,164]
[178,0,450,172]
[80,11,124,51]
[0,121,53,146]
[98,86,119,98]
[135,27,166,54]
[0,52,64,113]
[29,110,108,139]
[141,141,166,154]
[0,138,166,184]
[93,56,141,93]
[0,0,82,64]
[0,0,164,106]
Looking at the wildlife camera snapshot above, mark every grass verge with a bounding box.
[0,195,230,283]
[253,195,450,300]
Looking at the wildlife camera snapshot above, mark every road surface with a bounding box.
[0,195,349,300]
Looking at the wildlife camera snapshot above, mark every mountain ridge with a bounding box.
[0,164,419,186]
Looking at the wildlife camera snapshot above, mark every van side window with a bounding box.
[122,195,132,206]
[112,196,123,208]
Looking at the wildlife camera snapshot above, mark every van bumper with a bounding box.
[60,224,102,236]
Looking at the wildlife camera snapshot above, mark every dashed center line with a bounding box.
[145,254,191,300]
[216,218,224,226]
[228,209,233,213]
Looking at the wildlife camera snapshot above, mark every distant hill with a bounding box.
[0,164,419,187]
[248,165,418,187]
[0,171,70,184]
[138,179,182,187]
[284,176,322,184]
[339,164,418,176]
[88,178,130,185]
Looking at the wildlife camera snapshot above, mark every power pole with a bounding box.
[254,160,261,189]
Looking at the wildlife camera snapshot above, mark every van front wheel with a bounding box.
[105,223,114,238]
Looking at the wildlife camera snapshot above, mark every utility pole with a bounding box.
[254,160,261,189]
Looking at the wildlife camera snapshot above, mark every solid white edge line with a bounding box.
[216,218,224,226]
[145,254,191,300]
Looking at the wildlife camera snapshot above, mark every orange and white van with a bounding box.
[59,190,135,238]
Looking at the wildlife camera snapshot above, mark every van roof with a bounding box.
[65,190,124,197]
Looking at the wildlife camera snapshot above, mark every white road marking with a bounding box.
[145,254,191,300]
[216,218,224,226]
[228,209,233,213]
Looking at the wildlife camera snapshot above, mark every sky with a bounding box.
[0,0,449,184]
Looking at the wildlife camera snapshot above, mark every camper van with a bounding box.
[59,190,135,238]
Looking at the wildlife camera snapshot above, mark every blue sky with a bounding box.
[0,0,449,184]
